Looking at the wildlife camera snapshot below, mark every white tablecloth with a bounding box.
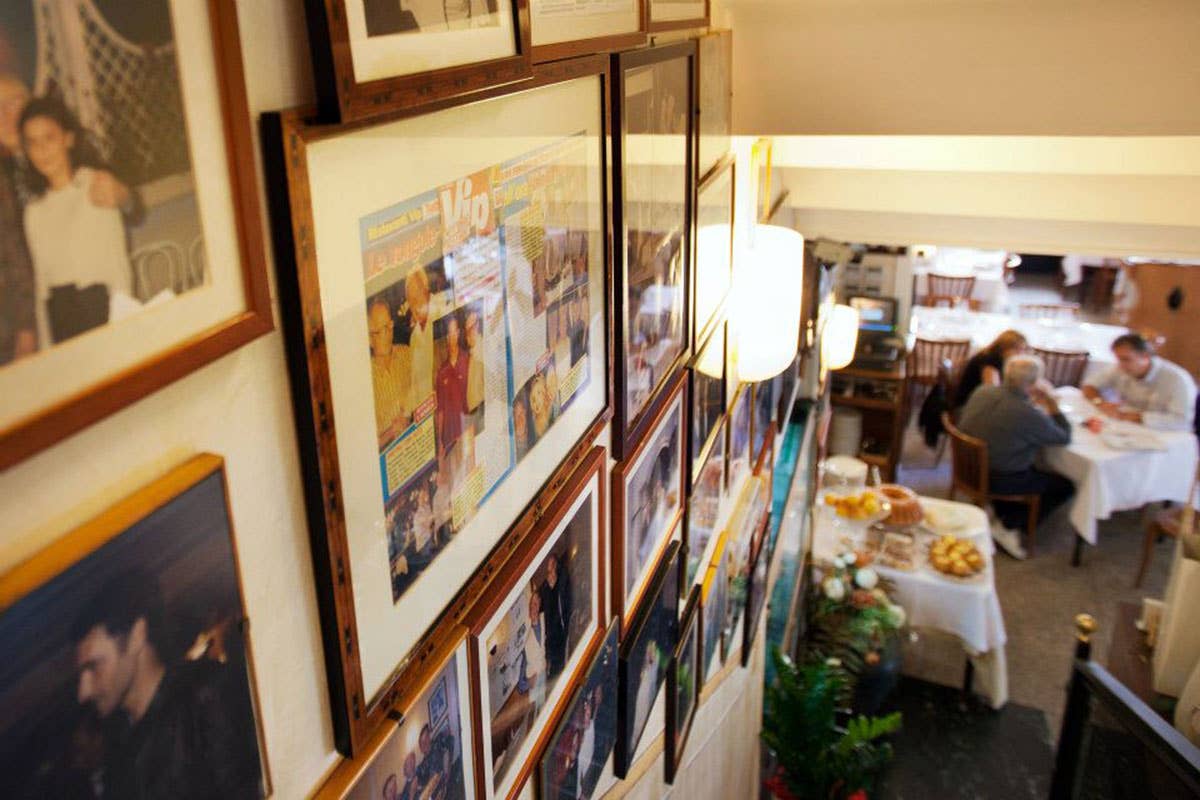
[813,497,1009,707]
[1043,388,1200,545]
[912,266,1009,312]
[908,306,1127,383]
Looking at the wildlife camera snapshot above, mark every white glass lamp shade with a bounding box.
[732,225,803,382]
[822,304,860,371]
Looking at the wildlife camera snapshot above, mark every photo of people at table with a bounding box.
[346,653,471,800]
[541,623,618,800]
[485,496,594,788]
[624,399,683,600]
[386,464,454,599]
[1,1,207,366]
[0,471,265,799]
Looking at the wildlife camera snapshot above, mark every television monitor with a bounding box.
[848,296,897,334]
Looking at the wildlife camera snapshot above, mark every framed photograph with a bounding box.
[775,352,801,430]
[741,529,769,667]
[718,476,764,664]
[693,161,734,349]
[696,31,732,184]
[467,447,606,800]
[646,0,708,32]
[265,56,612,755]
[612,371,686,624]
[531,0,645,63]
[752,379,778,459]
[685,415,724,586]
[700,546,727,680]
[0,0,272,469]
[727,384,751,487]
[690,322,725,482]
[664,585,700,784]
[318,637,476,800]
[304,0,533,122]
[615,540,681,778]
[537,619,619,800]
[0,454,269,798]
[612,40,695,460]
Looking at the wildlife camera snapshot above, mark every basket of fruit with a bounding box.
[927,534,985,580]
[822,489,891,525]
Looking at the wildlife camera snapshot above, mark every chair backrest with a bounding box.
[909,337,972,381]
[1018,303,1080,321]
[942,411,988,496]
[1033,347,1090,388]
[927,273,976,299]
[921,294,959,309]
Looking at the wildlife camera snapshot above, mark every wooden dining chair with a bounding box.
[920,293,981,310]
[1032,347,1090,388]
[1018,303,1080,321]
[943,412,1041,555]
[927,273,976,302]
[908,337,971,406]
[1136,465,1198,587]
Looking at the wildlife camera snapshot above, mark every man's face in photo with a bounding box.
[75,624,138,718]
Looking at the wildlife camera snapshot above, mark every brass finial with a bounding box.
[1075,614,1097,643]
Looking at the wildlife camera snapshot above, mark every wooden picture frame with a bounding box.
[0,454,271,797]
[263,55,613,756]
[727,384,752,487]
[611,40,696,460]
[315,633,476,799]
[696,30,732,185]
[303,0,534,122]
[465,447,608,800]
[0,0,273,470]
[664,584,700,784]
[741,520,770,667]
[693,160,734,351]
[689,320,726,484]
[751,379,777,460]
[646,0,709,32]
[615,539,681,779]
[685,413,725,586]
[699,541,728,680]
[536,618,620,800]
[611,371,687,626]
[531,0,646,63]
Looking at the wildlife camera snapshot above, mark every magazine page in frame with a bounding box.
[0,455,269,799]
[0,0,271,469]
[647,0,707,30]
[531,0,644,61]
[309,0,531,121]
[696,30,732,183]
[613,41,694,459]
[267,57,610,755]
[468,447,606,800]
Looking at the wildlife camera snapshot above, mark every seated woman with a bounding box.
[20,96,133,345]
[953,329,1028,409]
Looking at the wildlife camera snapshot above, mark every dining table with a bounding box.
[1043,388,1200,564]
[908,305,1128,383]
[812,496,1009,708]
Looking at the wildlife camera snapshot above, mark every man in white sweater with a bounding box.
[1083,333,1197,432]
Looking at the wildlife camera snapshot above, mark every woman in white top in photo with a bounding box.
[521,590,548,709]
[20,96,132,346]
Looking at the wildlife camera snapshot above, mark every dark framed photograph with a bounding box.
[646,0,708,32]
[612,371,686,625]
[0,0,273,470]
[742,527,770,668]
[700,547,727,680]
[690,320,726,482]
[537,619,619,800]
[692,160,734,349]
[686,415,725,586]
[719,475,765,664]
[467,447,607,800]
[265,56,612,755]
[665,586,700,784]
[615,540,681,778]
[611,40,695,460]
[531,0,645,63]
[0,454,269,798]
[318,636,476,800]
[727,384,752,487]
[304,0,533,122]
[696,30,732,183]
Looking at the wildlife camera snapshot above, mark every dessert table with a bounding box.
[812,496,1009,708]
[1043,388,1199,559]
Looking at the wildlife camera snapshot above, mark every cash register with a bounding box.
[847,296,905,370]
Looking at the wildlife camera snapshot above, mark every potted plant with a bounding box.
[762,649,901,800]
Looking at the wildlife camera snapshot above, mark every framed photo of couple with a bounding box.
[0,454,270,799]
[611,40,695,460]
[266,55,612,755]
[465,446,607,800]
[0,0,272,469]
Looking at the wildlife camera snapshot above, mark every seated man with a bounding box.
[1082,333,1197,432]
[958,355,1075,559]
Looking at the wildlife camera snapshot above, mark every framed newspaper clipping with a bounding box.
[264,54,612,755]
[0,0,273,470]
[646,0,708,32]
[696,30,732,184]
[611,40,695,460]
[304,0,534,122]
[531,0,645,64]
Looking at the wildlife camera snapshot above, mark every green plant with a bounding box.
[805,552,905,678]
[762,649,901,800]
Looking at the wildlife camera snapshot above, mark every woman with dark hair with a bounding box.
[20,95,132,344]
[953,329,1028,408]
